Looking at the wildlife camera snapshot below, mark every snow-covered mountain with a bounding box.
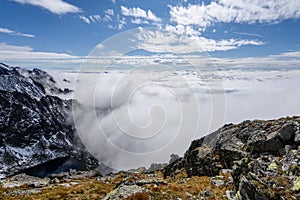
[0,63,97,178]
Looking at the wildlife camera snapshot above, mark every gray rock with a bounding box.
[294,124,300,144]
[238,176,269,200]
[103,185,146,200]
[163,116,300,199]
[278,123,295,141]
[0,173,50,188]
[210,176,225,187]
[226,190,235,200]
[146,163,167,173]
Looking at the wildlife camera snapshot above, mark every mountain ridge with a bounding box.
[0,63,98,178]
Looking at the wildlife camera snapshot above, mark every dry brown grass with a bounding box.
[0,170,235,200]
[144,169,234,200]
[0,178,113,200]
[125,192,150,200]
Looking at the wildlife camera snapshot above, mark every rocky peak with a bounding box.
[164,116,300,199]
[0,63,97,179]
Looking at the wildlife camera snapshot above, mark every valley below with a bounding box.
[0,63,299,199]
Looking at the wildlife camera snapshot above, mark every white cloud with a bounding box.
[121,6,161,22]
[0,27,35,38]
[79,16,90,24]
[147,9,161,22]
[165,25,200,36]
[106,15,127,30]
[135,28,264,54]
[118,17,127,30]
[105,9,114,16]
[0,43,76,60]
[104,14,113,22]
[111,0,116,4]
[131,18,149,25]
[80,15,101,24]
[233,32,263,38]
[271,51,300,58]
[1,41,299,70]
[169,0,300,28]
[13,0,81,15]
[89,15,101,22]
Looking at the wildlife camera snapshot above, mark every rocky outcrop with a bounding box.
[0,63,97,178]
[1,116,299,199]
[164,116,300,199]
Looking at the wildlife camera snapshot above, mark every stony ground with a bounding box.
[1,116,300,200]
[0,168,235,200]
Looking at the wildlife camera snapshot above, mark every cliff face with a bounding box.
[0,63,97,178]
[164,116,300,199]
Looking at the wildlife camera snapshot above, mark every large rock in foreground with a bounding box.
[164,116,300,199]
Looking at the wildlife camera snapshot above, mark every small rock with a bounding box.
[278,123,295,142]
[204,187,212,196]
[50,178,60,184]
[210,176,225,187]
[226,190,235,200]
[292,177,300,191]
[295,129,300,144]
[0,173,49,188]
[147,163,167,173]
[267,160,278,171]
[103,185,146,200]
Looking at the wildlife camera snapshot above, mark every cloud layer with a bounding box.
[13,0,81,14]
[136,28,264,53]
[169,0,300,28]
[121,6,161,22]
[0,43,75,60]
[0,27,35,38]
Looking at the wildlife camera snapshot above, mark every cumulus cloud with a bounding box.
[121,6,161,22]
[80,15,101,24]
[169,0,300,28]
[0,27,35,38]
[79,16,90,24]
[13,0,81,15]
[165,25,200,36]
[105,9,114,16]
[131,18,149,25]
[136,28,264,53]
[118,16,127,30]
[106,15,126,30]
[89,15,101,23]
[104,14,113,22]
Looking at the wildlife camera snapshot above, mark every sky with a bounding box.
[0,0,300,69]
[1,0,300,169]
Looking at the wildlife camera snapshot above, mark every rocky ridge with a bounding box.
[164,116,300,199]
[0,63,97,178]
[0,116,299,199]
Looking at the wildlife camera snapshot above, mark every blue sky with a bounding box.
[0,0,300,69]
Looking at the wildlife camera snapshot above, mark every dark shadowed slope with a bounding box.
[0,63,97,178]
